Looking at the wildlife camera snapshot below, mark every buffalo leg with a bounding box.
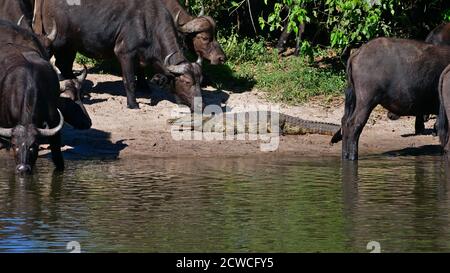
[343,102,374,161]
[116,54,139,109]
[49,133,64,171]
[415,115,425,135]
[55,49,77,80]
[387,112,400,120]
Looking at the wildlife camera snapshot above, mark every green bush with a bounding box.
[188,0,449,51]
[237,54,346,104]
[72,1,450,105]
[219,31,271,64]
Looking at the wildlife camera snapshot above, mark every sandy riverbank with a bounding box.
[45,69,442,160]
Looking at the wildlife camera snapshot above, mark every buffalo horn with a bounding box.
[196,56,203,65]
[167,63,189,75]
[164,52,177,66]
[46,19,57,42]
[32,1,37,29]
[178,17,209,33]
[17,15,25,26]
[37,109,64,137]
[174,10,181,26]
[198,6,205,17]
[164,52,189,74]
[77,65,88,84]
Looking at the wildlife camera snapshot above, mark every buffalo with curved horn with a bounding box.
[40,0,204,110]
[0,110,64,138]
[167,0,225,65]
[59,65,88,99]
[0,0,34,31]
[387,22,450,133]
[56,65,92,130]
[0,20,65,174]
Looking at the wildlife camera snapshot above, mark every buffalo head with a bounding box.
[17,15,57,54]
[164,53,204,112]
[56,65,92,130]
[59,65,88,101]
[176,11,226,65]
[0,110,64,175]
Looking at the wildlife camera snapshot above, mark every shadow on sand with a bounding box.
[83,79,231,109]
[383,145,443,157]
[401,128,436,138]
[60,126,128,160]
[53,62,257,160]
[85,58,257,93]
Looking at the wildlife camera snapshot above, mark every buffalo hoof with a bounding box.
[415,124,426,135]
[127,102,140,109]
[387,112,400,120]
[415,129,426,136]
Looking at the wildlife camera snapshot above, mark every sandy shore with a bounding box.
[48,70,442,160]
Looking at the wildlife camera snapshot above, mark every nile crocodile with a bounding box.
[168,111,340,136]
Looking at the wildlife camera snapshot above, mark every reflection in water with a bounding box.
[341,157,450,252]
[0,154,450,252]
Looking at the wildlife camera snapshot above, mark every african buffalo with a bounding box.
[35,0,204,111]
[0,0,88,96]
[331,37,450,160]
[387,23,450,132]
[439,65,450,155]
[136,0,226,89]
[0,0,34,30]
[163,0,225,65]
[58,65,87,101]
[0,0,55,49]
[0,20,64,174]
[426,23,450,46]
[0,0,91,130]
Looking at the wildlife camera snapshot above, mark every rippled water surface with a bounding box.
[1,154,450,253]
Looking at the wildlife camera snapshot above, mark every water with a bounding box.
[0,154,450,253]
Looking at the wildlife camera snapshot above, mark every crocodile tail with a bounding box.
[282,115,341,136]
